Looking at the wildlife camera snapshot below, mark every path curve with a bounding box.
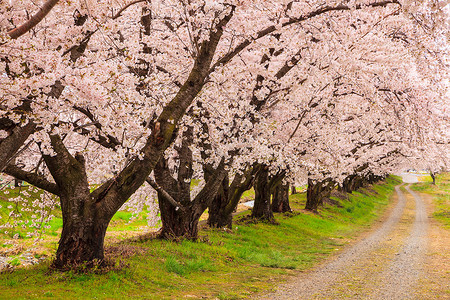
[259,184,429,299]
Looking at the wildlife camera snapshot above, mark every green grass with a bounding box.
[410,173,450,228]
[0,176,402,299]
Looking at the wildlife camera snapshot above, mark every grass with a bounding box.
[410,172,450,228]
[0,176,401,299]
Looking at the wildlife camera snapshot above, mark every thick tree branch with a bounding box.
[41,135,90,196]
[3,165,59,195]
[0,122,36,172]
[146,178,184,211]
[8,0,60,39]
[112,0,147,20]
[274,48,304,80]
[193,158,227,211]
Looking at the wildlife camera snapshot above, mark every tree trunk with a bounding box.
[353,175,364,191]
[156,169,226,240]
[430,171,436,185]
[207,166,258,229]
[154,126,227,239]
[305,178,333,211]
[207,206,233,229]
[155,126,198,239]
[251,166,275,221]
[42,140,114,269]
[272,183,291,213]
[208,183,233,229]
[54,201,110,268]
[339,175,353,194]
[291,185,297,195]
[340,174,364,194]
[158,196,201,240]
[207,176,232,228]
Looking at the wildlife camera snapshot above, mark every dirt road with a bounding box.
[259,185,449,299]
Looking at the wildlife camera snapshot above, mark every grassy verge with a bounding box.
[410,172,450,229]
[0,176,401,299]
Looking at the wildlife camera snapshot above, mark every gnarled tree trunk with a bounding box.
[272,183,291,213]
[155,126,197,239]
[207,176,231,228]
[305,178,334,211]
[154,127,227,240]
[158,199,202,240]
[291,185,297,195]
[251,166,273,221]
[155,169,226,240]
[54,198,110,268]
[37,135,116,268]
[207,166,258,229]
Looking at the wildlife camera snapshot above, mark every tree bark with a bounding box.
[207,175,232,228]
[207,166,258,228]
[339,175,352,194]
[430,171,436,185]
[158,199,202,240]
[291,185,297,195]
[340,174,364,194]
[305,178,334,211]
[154,127,227,240]
[156,164,226,240]
[37,135,115,269]
[272,183,291,213]
[54,197,110,268]
[251,166,275,222]
[155,126,195,239]
[365,172,384,185]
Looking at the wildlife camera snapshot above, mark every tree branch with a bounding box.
[0,122,36,172]
[112,0,147,20]
[146,178,184,210]
[209,0,400,73]
[73,106,122,148]
[8,0,60,39]
[3,165,60,196]
[193,158,227,211]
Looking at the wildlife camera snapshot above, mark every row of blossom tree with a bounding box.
[0,0,448,269]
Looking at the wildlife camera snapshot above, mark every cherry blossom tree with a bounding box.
[0,0,448,268]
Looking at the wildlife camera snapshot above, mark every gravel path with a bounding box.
[376,185,428,299]
[259,185,429,299]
